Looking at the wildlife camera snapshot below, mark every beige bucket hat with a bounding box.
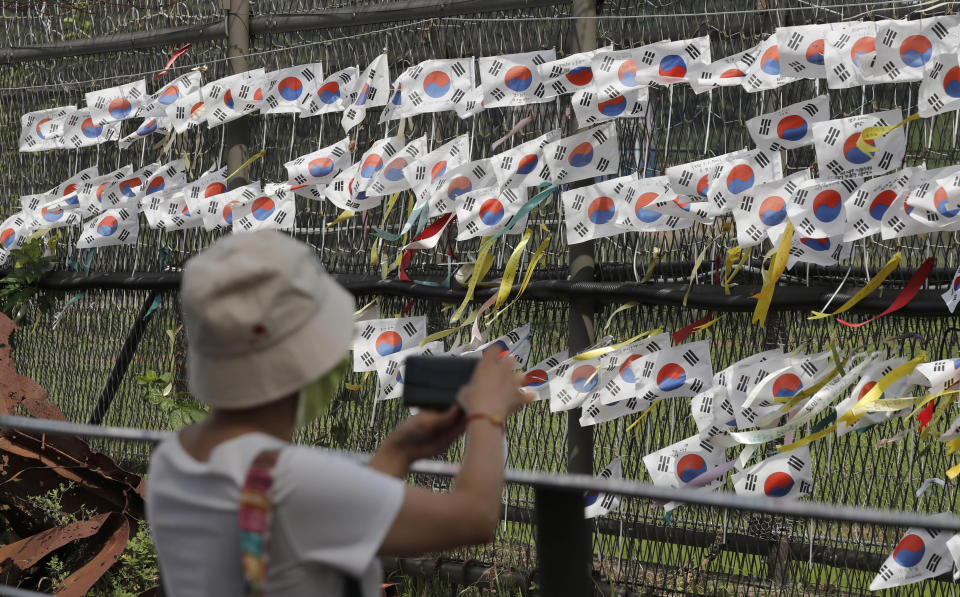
[181,230,355,409]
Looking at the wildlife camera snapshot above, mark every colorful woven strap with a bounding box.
[239,449,282,597]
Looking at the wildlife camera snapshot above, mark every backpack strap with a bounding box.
[239,448,365,597]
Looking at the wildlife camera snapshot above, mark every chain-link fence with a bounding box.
[4,0,960,594]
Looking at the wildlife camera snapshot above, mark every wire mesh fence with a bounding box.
[4,0,960,594]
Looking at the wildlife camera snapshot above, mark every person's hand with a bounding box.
[457,349,533,420]
[385,406,466,465]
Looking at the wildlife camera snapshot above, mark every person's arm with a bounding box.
[375,350,530,556]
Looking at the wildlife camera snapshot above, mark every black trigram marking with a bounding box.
[931,62,945,80]
[881,28,897,47]
[824,127,840,146]
[742,407,757,423]
[758,118,771,136]
[755,151,771,168]
[832,64,850,83]
[402,322,417,338]
[657,455,670,472]
[678,170,693,187]
[799,480,811,494]
[690,378,704,393]
[736,375,750,393]
[787,32,803,51]
[573,222,588,237]
[683,349,700,366]
[788,455,805,471]
[740,196,755,212]
[360,325,375,340]
[640,50,655,65]
[744,473,758,492]
[926,554,942,573]
[826,161,845,177]
[802,102,819,117]
[881,62,901,80]
[490,88,505,101]
[699,395,713,413]
[878,152,894,171]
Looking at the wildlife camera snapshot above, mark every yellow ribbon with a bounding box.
[640,247,661,283]
[370,193,404,267]
[328,210,355,227]
[857,114,920,155]
[777,424,836,452]
[683,244,710,307]
[838,354,925,425]
[724,246,750,295]
[752,222,794,326]
[353,300,378,318]
[493,229,533,311]
[946,438,960,454]
[344,371,372,391]
[603,302,639,332]
[808,252,903,319]
[487,226,552,325]
[571,328,663,361]
[450,239,496,323]
[694,314,723,333]
[947,462,960,480]
[920,393,959,439]
[626,401,662,433]
[224,149,267,181]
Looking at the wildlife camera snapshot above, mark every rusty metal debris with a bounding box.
[0,313,150,595]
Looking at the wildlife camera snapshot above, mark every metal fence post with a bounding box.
[535,486,594,596]
[225,0,251,188]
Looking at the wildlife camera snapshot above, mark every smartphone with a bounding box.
[402,356,478,410]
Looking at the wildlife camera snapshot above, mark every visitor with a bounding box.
[146,230,531,597]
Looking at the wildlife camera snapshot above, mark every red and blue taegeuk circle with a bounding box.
[479,198,505,226]
[568,142,595,168]
[516,154,539,176]
[758,195,787,227]
[524,369,549,388]
[81,118,102,139]
[676,453,707,483]
[309,157,335,179]
[587,196,616,225]
[944,66,960,99]
[899,34,932,68]
[618,59,638,87]
[108,97,132,120]
[97,216,119,237]
[504,65,533,93]
[431,160,448,181]
[277,76,303,101]
[857,381,884,402]
[763,472,795,497]
[892,534,926,568]
[850,36,876,68]
[843,133,875,165]
[483,340,510,360]
[423,70,452,98]
[726,164,755,195]
[223,200,241,225]
[634,192,662,223]
[384,157,408,182]
[760,45,780,75]
[566,66,593,87]
[657,363,687,392]
[137,119,159,136]
[772,373,803,399]
[119,178,140,198]
[806,39,825,65]
[360,154,384,179]
[812,189,843,222]
[375,331,404,357]
[35,117,51,140]
[159,85,180,105]
[869,189,897,221]
[145,176,165,195]
[41,207,63,222]
[720,67,745,79]
[223,90,236,110]
[252,196,275,221]
[0,229,15,249]
[696,174,710,197]
[446,176,473,201]
[659,54,687,78]
[205,182,227,197]
[318,81,341,104]
[598,95,627,118]
[935,187,959,217]
[801,237,832,251]
[356,84,371,106]
[777,115,808,142]
[571,364,599,393]
[619,354,642,383]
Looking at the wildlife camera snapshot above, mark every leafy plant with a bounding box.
[0,232,62,324]
[135,326,207,429]
[24,482,93,527]
[93,520,159,597]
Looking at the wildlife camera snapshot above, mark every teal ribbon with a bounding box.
[373,201,428,242]
[478,184,557,253]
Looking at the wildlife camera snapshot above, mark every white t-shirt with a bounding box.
[146,432,404,597]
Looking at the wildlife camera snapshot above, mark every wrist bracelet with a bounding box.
[465,412,506,433]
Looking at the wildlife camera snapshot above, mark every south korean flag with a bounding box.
[691,386,740,435]
[284,137,351,196]
[141,189,202,231]
[462,325,532,370]
[734,170,809,248]
[352,316,427,373]
[787,233,851,269]
[549,353,605,413]
[427,158,497,217]
[787,176,860,238]
[843,168,918,242]
[904,164,960,230]
[943,264,960,314]
[579,391,651,427]
[97,163,158,211]
[77,206,140,249]
[0,212,41,252]
[302,66,358,117]
[352,136,406,199]
[523,351,569,401]
[871,17,960,84]
[456,187,525,241]
[409,134,471,200]
[836,356,911,435]
[233,185,296,233]
[870,514,955,590]
[453,85,484,119]
[341,53,391,133]
[741,34,797,93]
[185,166,229,216]
[19,105,74,152]
[712,350,786,430]
[325,164,383,213]
[77,166,132,218]
[643,434,727,492]
[882,167,935,239]
[621,175,695,233]
[705,149,782,215]
[165,89,206,133]
[492,130,559,190]
[825,20,882,89]
[732,447,812,500]
[198,182,260,231]
[136,159,187,205]
[921,51,960,118]
[118,117,171,150]
[588,333,672,409]
[584,457,623,519]
[734,351,821,428]
[911,358,960,395]
[368,136,429,196]
[51,166,99,203]
[572,85,648,128]
[376,341,445,402]
[666,149,749,199]
[777,24,835,79]
[633,37,712,85]
[746,95,829,151]
[479,49,556,108]
[202,69,266,127]
[543,123,618,185]
[629,340,713,405]
[592,48,652,100]
[85,79,147,125]
[812,109,905,181]
[23,194,81,231]
[138,71,203,118]
[687,47,756,94]
[261,63,323,115]
[60,109,121,148]
[382,58,475,119]
[561,175,634,244]
[537,46,610,97]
